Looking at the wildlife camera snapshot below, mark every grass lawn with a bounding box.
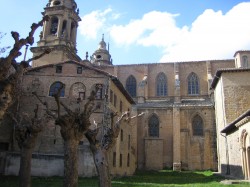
[0,170,249,187]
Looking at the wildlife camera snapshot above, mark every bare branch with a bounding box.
[59,101,74,116]
[83,90,97,117]
[32,92,57,119]
[53,83,65,118]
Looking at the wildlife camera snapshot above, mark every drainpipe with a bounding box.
[220,133,230,175]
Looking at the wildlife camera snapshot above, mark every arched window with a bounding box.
[188,72,199,95]
[192,115,204,136]
[50,17,59,35]
[242,56,248,68]
[49,82,65,97]
[126,75,137,97]
[70,82,86,100]
[156,72,167,96]
[148,114,159,137]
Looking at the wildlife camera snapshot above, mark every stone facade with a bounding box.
[1,0,250,178]
[211,64,250,179]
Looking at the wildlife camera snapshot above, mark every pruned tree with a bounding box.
[8,104,48,187]
[0,16,51,120]
[33,85,99,187]
[85,111,129,187]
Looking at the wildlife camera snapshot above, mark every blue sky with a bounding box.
[0,0,250,65]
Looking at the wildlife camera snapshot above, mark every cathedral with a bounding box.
[1,0,250,179]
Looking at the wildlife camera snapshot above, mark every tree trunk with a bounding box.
[19,146,33,187]
[63,138,79,187]
[93,148,112,187]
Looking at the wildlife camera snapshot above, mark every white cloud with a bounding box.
[79,8,112,39]
[161,3,250,62]
[110,11,185,47]
[109,2,250,62]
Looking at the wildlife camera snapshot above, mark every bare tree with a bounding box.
[0,16,50,120]
[85,111,129,187]
[34,86,99,187]
[8,104,48,187]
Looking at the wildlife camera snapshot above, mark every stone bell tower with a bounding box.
[31,0,81,67]
[91,34,113,66]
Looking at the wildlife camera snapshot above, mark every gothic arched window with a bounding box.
[126,75,137,97]
[49,82,65,97]
[188,72,200,95]
[148,114,159,137]
[242,55,248,68]
[192,115,204,136]
[156,72,167,96]
[50,17,59,35]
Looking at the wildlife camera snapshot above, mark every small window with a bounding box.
[120,154,123,167]
[114,94,117,107]
[95,84,103,99]
[110,90,113,103]
[77,67,82,74]
[120,129,123,141]
[188,72,199,95]
[128,135,131,150]
[120,101,123,113]
[242,56,249,68]
[53,1,61,6]
[113,152,116,167]
[192,115,204,136]
[156,72,167,96]
[126,75,137,97]
[127,153,130,167]
[148,114,159,137]
[79,92,85,100]
[50,17,59,35]
[49,82,65,97]
[56,65,62,73]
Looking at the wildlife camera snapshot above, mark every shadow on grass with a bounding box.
[112,170,224,186]
[0,170,240,187]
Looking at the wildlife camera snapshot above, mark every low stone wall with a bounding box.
[4,146,97,177]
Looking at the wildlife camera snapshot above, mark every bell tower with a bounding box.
[31,0,81,67]
[91,34,112,66]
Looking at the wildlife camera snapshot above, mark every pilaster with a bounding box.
[173,106,181,171]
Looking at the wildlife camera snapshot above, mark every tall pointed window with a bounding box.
[50,17,59,35]
[126,75,137,97]
[156,72,167,96]
[242,56,248,68]
[192,115,204,136]
[188,72,199,95]
[49,82,65,97]
[148,114,159,137]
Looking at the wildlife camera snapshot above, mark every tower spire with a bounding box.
[91,34,112,66]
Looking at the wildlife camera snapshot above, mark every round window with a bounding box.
[53,1,61,6]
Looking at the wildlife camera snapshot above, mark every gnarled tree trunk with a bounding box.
[18,134,38,187]
[63,138,79,187]
[92,145,111,187]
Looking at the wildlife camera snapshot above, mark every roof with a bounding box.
[221,109,250,134]
[233,50,250,57]
[27,60,135,105]
[210,68,250,89]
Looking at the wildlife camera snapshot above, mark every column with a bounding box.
[67,20,72,40]
[173,107,181,171]
[56,17,63,38]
